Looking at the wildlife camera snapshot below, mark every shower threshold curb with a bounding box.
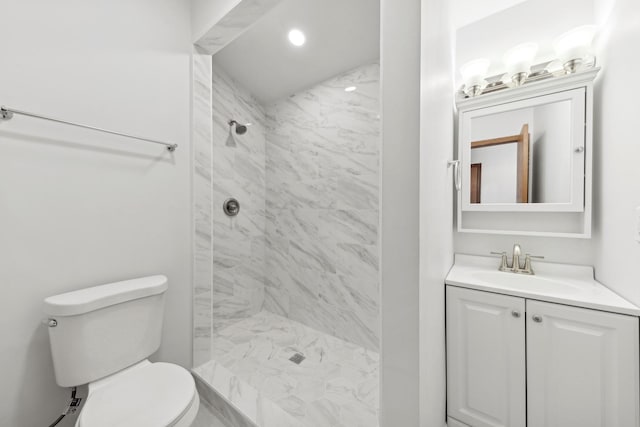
[192,364,303,427]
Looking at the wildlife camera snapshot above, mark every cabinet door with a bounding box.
[447,286,526,427]
[527,300,640,427]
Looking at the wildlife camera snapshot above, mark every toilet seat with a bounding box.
[76,360,199,427]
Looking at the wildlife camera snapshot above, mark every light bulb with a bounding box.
[460,58,490,97]
[503,43,538,86]
[553,25,596,73]
[288,29,306,47]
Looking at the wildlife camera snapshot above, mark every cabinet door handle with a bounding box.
[511,310,521,318]
[532,314,543,323]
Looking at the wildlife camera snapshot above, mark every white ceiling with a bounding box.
[213,0,380,105]
[212,0,563,104]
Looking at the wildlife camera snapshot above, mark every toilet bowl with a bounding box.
[44,276,198,427]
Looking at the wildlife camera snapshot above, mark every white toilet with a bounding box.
[43,275,199,427]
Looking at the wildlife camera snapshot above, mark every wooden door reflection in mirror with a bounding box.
[469,124,529,204]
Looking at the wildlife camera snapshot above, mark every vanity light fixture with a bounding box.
[504,43,538,86]
[457,26,597,100]
[288,29,306,47]
[344,86,357,92]
[460,58,490,97]
[553,25,596,73]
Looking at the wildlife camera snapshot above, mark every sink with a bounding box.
[445,254,640,316]
[472,270,585,294]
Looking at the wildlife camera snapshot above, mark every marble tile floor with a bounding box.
[192,310,379,427]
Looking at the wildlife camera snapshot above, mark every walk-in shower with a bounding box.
[192,0,381,425]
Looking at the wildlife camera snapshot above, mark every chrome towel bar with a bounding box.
[0,105,177,152]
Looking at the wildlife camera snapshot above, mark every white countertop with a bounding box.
[446,254,640,316]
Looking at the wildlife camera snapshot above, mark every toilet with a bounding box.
[43,275,199,427]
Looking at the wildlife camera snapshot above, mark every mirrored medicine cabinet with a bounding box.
[455,67,600,238]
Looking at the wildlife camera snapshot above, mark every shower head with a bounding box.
[229,120,248,135]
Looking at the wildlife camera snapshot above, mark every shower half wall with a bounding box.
[193,60,380,426]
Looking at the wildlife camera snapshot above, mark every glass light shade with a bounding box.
[544,60,565,74]
[553,25,596,65]
[504,43,538,77]
[460,58,490,93]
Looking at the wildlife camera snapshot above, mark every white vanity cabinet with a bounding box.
[447,286,640,427]
[526,300,640,427]
[446,286,526,427]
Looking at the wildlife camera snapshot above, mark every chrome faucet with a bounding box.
[491,244,544,275]
[512,244,522,271]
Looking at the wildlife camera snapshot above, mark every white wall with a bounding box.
[380,0,421,424]
[471,144,519,203]
[0,1,193,426]
[456,0,595,79]
[419,0,454,425]
[450,0,526,30]
[471,108,532,141]
[593,0,640,306]
[532,101,572,203]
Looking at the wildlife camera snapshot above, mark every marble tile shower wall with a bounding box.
[263,63,380,351]
[211,64,267,332]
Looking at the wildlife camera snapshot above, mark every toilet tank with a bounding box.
[43,275,168,387]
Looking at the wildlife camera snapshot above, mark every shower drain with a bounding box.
[289,353,306,364]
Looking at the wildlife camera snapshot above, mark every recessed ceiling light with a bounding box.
[345,86,357,92]
[288,29,306,47]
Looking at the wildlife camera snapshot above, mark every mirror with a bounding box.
[470,123,529,204]
[460,87,586,212]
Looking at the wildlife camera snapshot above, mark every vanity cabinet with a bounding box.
[447,286,526,427]
[526,300,639,426]
[446,286,640,427]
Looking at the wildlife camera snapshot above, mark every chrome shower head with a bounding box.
[236,123,247,135]
[229,120,248,135]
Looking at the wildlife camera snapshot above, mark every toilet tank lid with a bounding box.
[43,275,168,317]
